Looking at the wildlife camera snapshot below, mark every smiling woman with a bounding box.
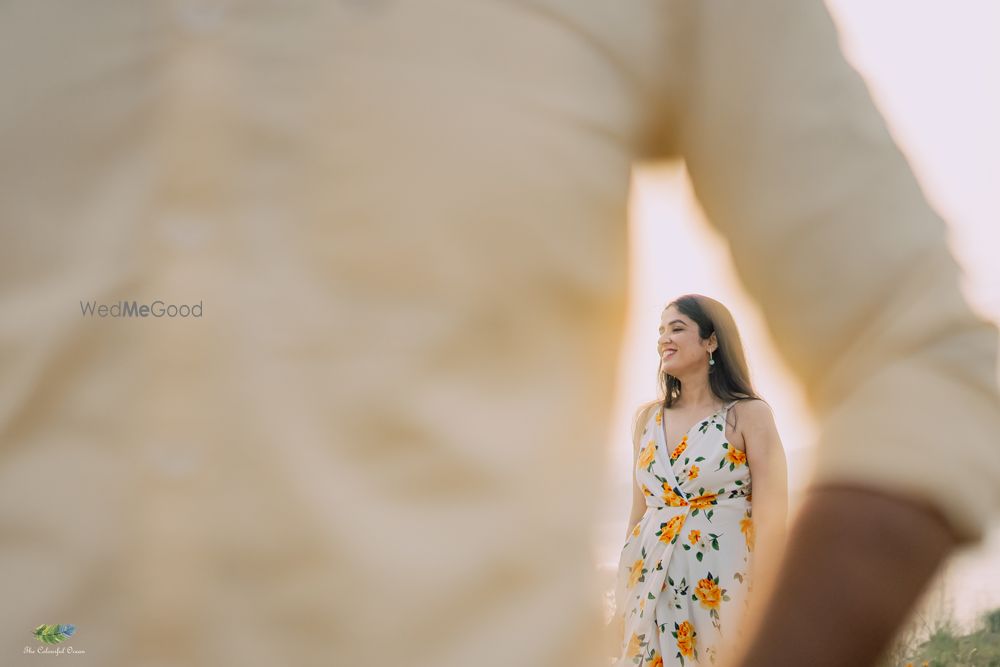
[610,294,789,667]
[652,294,761,414]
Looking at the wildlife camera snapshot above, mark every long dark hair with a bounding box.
[631,294,769,442]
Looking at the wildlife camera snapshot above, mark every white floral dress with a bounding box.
[612,400,754,666]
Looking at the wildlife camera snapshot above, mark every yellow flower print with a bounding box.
[655,410,662,426]
[725,447,747,466]
[670,437,688,461]
[649,655,663,667]
[691,572,730,621]
[631,522,642,538]
[689,493,717,509]
[674,620,696,658]
[717,442,748,471]
[658,514,686,544]
[683,531,721,562]
[689,465,700,480]
[642,483,654,498]
[638,440,656,469]
[661,483,689,507]
[628,558,646,589]
[694,577,723,610]
[626,632,643,660]
[740,512,755,551]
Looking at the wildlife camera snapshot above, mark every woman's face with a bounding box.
[657,307,709,374]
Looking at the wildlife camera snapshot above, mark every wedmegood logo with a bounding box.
[79,300,204,318]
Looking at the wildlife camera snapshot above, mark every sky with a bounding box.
[593,0,1000,632]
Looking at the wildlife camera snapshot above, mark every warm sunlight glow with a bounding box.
[595,0,1000,633]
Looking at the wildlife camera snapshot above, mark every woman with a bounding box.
[611,294,788,666]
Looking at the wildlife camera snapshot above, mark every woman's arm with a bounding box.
[625,405,655,542]
[739,400,789,611]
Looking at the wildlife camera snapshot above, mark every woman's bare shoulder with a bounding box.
[632,400,661,449]
[728,398,770,444]
[730,398,775,432]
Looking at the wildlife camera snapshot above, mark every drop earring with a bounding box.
[708,350,715,366]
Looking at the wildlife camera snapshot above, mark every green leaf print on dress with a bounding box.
[613,400,754,665]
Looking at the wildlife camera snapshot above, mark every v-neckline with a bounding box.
[660,402,730,456]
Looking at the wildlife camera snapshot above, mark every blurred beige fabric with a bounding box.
[2,1,998,666]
